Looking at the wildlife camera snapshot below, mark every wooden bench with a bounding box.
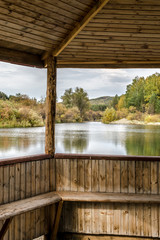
[1,191,160,240]
[0,192,61,240]
[56,191,160,204]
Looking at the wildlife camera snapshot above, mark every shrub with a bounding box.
[102,108,116,124]
[116,108,128,120]
[144,114,160,123]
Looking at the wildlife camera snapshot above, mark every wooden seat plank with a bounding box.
[0,192,61,221]
[56,191,160,204]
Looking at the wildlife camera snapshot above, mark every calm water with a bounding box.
[0,122,160,159]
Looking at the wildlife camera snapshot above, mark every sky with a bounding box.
[0,61,160,101]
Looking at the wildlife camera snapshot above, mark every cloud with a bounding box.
[0,62,160,101]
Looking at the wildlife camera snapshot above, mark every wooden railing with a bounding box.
[55,153,160,238]
[0,154,56,240]
[1,153,160,239]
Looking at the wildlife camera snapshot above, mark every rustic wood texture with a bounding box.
[45,56,57,155]
[1,0,160,68]
[61,233,160,240]
[0,157,56,240]
[55,157,160,238]
[42,0,110,59]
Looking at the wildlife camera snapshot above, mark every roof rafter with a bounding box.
[42,0,110,61]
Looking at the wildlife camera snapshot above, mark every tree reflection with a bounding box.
[125,126,160,156]
[0,135,37,152]
[63,131,88,153]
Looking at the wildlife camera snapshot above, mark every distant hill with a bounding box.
[89,96,113,106]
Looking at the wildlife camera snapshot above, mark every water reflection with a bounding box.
[0,123,160,159]
[125,125,160,156]
[62,131,88,153]
[0,127,45,159]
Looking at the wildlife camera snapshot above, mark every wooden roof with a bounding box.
[0,0,160,68]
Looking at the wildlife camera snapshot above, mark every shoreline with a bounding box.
[110,118,160,126]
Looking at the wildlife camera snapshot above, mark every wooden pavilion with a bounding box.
[0,0,160,239]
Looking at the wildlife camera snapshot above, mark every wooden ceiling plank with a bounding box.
[0,8,70,35]
[0,33,51,51]
[0,23,61,45]
[104,4,160,11]
[0,1,73,30]
[42,0,111,60]
[110,0,160,5]
[90,19,160,25]
[3,0,77,25]
[0,47,44,68]
[41,0,88,16]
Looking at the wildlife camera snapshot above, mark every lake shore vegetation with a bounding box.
[102,73,160,124]
[0,73,160,127]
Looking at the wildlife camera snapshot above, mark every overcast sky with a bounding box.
[0,61,160,101]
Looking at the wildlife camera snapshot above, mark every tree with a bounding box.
[61,88,73,108]
[0,91,8,100]
[112,94,119,110]
[125,76,145,111]
[73,87,90,119]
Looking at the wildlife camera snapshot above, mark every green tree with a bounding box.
[112,94,119,110]
[73,87,90,119]
[0,91,8,100]
[125,76,145,111]
[61,88,73,108]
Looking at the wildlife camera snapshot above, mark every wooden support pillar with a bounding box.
[45,56,57,155]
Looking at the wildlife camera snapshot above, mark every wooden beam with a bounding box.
[57,60,160,68]
[50,200,63,240]
[42,0,110,60]
[45,56,57,155]
[0,218,13,240]
[0,47,44,68]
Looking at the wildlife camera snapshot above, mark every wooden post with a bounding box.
[50,201,63,240]
[0,218,13,240]
[45,56,57,155]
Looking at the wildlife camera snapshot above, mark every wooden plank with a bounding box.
[106,160,113,193]
[31,161,36,239]
[71,159,78,191]
[113,160,120,193]
[50,200,63,240]
[45,56,57,155]
[63,159,71,191]
[9,165,15,240]
[77,159,84,191]
[49,158,56,191]
[20,163,26,240]
[84,159,91,233]
[42,0,110,59]
[56,191,160,204]
[0,192,61,221]
[99,160,106,192]
[15,163,20,240]
[61,233,160,240]
[0,218,13,240]
[99,160,106,234]
[26,162,31,240]
[151,162,158,237]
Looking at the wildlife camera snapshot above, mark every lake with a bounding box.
[0,122,160,159]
